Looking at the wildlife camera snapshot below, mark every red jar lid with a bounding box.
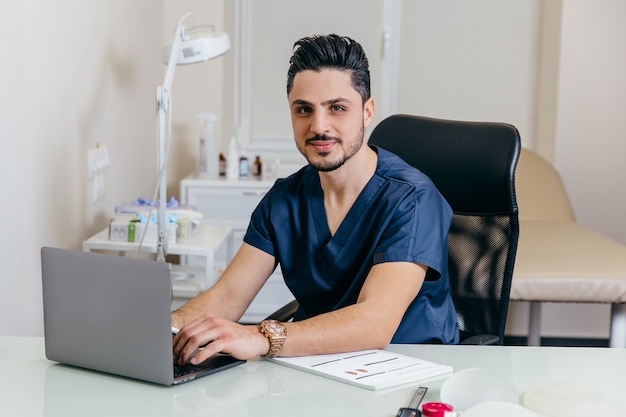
[421,402,454,417]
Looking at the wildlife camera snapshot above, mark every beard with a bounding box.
[299,124,365,172]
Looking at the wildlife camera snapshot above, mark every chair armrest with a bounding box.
[263,300,299,322]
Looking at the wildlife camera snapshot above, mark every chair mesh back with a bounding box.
[449,213,515,342]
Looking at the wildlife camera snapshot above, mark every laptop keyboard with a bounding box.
[173,362,206,378]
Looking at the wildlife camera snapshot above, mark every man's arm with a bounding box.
[172,243,276,328]
[173,260,426,363]
[279,261,426,355]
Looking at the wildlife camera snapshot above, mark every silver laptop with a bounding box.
[41,246,245,385]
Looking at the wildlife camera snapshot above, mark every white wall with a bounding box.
[0,1,163,336]
[396,0,541,149]
[0,0,162,335]
[555,0,626,245]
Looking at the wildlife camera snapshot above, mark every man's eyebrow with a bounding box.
[290,99,312,108]
[323,97,353,106]
[290,97,353,108]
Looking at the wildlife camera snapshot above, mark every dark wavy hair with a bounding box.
[286,34,371,106]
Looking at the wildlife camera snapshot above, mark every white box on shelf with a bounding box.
[109,216,177,245]
[133,222,177,245]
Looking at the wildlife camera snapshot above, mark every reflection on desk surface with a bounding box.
[3,338,626,417]
[43,360,400,417]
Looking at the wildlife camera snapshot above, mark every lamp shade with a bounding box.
[161,31,230,65]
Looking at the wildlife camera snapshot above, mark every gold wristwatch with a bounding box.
[258,320,287,358]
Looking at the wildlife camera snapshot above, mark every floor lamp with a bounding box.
[155,13,230,262]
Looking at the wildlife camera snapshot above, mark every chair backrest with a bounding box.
[516,148,575,222]
[369,114,521,344]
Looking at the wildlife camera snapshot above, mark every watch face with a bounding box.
[264,320,286,337]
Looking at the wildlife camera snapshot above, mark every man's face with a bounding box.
[288,69,374,172]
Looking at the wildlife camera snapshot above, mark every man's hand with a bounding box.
[172,313,270,364]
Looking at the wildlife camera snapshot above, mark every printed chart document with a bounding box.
[268,349,452,390]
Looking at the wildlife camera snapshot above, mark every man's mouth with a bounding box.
[306,135,340,152]
[310,141,335,152]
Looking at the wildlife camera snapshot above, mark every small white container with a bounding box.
[198,113,218,178]
[226,137,240,179]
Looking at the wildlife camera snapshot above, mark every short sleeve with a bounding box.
[373,184,452,281]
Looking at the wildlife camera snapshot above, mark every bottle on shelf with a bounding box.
[226,137,240,179]
[252,155,262,177]
[239,149,249,177]
[197,113,218,178]
[219,153,226,177]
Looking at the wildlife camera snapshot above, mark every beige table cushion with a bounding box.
[511,220,626,303]
[516,149,575,222]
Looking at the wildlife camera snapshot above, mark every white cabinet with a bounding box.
[180,175,294,323]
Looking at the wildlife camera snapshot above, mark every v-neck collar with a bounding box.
[308,170,385,256]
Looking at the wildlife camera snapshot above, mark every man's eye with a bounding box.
[295,106,312,114]
[331,105,345,112]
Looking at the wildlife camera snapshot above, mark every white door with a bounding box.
[232,0,394,148]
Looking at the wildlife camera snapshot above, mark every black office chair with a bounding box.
[369,114,521,344]
[266,114,521,345]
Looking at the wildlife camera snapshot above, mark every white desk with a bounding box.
[2,337,626,417]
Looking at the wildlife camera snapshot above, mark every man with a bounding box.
[172,34,459,364]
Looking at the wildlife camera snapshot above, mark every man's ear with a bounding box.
[363,98,375,128]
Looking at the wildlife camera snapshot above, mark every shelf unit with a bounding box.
[82,224,232,306]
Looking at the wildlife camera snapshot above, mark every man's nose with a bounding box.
[310,111,330,135]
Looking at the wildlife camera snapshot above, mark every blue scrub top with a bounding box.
[244,146,459,344]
